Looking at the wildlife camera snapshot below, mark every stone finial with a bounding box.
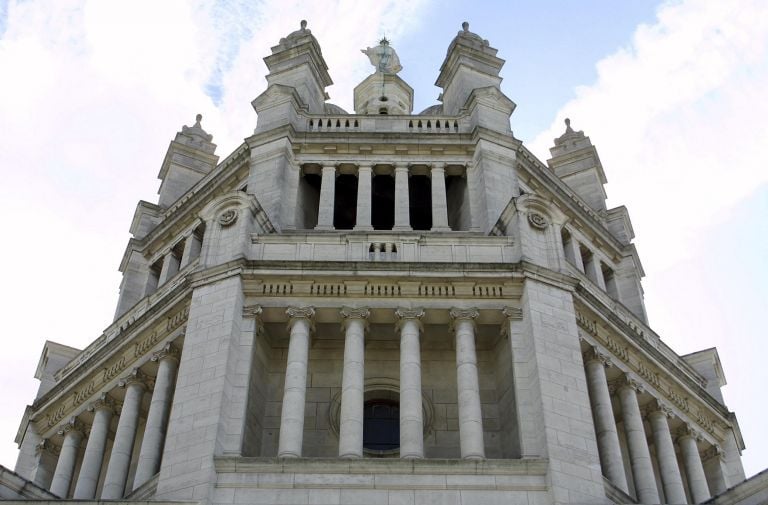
[300,19,307,31]
[457,21,489,46]
[181,113,213,143]
[554,117,585,145]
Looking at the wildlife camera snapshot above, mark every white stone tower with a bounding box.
[4,20,767,505]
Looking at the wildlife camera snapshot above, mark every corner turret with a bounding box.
[435,22,514,132]
[253,21,333,130]
[547,118,608,212]
[157,114,218,208]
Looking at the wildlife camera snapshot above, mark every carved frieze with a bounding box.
[42,303,189,430]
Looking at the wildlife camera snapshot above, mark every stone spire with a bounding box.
[547,118,608,212]
[254,19,333,122]
[157,114,218,208]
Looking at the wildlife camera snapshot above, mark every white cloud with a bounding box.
[529,0,768,270]
[0,0,430,470]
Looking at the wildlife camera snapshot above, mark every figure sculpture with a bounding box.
[361,38,402,74]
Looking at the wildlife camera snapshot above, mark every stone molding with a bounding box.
[36,438,59,456]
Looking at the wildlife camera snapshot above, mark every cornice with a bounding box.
[574,291,733,439]
[31,285,192,428]
[516,145,626,258]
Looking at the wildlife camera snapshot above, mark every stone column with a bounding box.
[157,250,180,286]
[646,403,686,504]
[615,377,659,504]
[583,348,628,493]
[354,164,373,231]
[101,369,148,499]
[562,231,585,271]
[396,308,425,458]
[316,164,337,230]
[73,395,115,499]
[31,439,57,490]
[450,308,484,459]
[338,307,370,458]
[179,228,202,268]
[278,306,315,458]
[430,162,450,231]
[679,425,711,503]
[703,445,729,497]
[584,254,606,290]
[133,344,180,490]
[393,163,412,231]
[49,418,84,498]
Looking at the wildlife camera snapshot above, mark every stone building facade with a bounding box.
[3,21,767,505]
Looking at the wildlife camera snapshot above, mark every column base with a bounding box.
[430,226,452,232]
[352,226,374,232]
[392,225,413,232]
[314,226,335,231]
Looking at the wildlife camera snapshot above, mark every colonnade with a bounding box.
[583,347,724,504]
[309,162,459,232]
[275,306,485,460]
[40,344,179,499]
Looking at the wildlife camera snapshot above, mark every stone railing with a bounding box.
[302,115,470,134]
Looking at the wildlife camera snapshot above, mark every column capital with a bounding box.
[430,161,446,171]
[118,368,151,390]
[395,307,424,332]
[340,306,370,333]
[583,346,612,368]
[88,393,117,415]
[643,399,674,420]
[609,374,643,395]
[394,161,409,171]
[676,424,704,443]
[243,304,263,318]
[357,162,373,171]
[151,342,180,364]
[36,438,60,456]
[449,307,479,332]
[57,417,85,438]
[287,306,316,332]
[502,306,523,320]
[702,444,725,462]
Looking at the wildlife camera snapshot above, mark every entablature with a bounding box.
[574,295,734,445]
[30,293,191,440]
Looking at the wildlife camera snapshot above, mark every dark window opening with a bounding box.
[372,174,395,230]
[300,173,321,229]
[445,175,468,231]
[379,108,388,115]
[363,400,399,451]
[333,174,358,230]
[409,175,432,230]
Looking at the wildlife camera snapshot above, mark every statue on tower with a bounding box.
[361,38,402,74]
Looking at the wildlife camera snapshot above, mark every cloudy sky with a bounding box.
[0,0,766,479]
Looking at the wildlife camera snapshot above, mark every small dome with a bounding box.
[419,104,443,116]
[324,103,349,115]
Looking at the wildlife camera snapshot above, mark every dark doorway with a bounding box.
[333,174,358,230]
[409,175,432,230]
[371,174,395,230]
